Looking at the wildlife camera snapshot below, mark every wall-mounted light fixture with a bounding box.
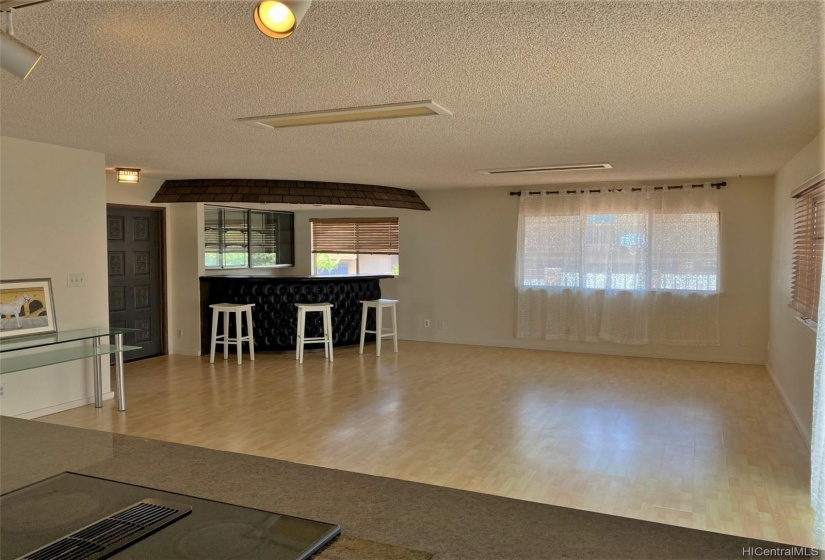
[116,168,140,184]
[254,0,311,39]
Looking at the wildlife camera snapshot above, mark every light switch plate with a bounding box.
[67,273,86,288]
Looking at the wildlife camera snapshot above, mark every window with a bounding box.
[791,179,825,322]
[515,187,721,346]
[205,206,294,269]
[522,211,719,291]
[311,218,399,276]
[518,190,720,293]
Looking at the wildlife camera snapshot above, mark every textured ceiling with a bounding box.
[0,0,822,190]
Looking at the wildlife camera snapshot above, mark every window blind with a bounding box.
[311,218,399,255]
[791,180,825,321]
[204,206,293,268]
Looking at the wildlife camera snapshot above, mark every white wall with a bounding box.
[767,129,825,444]
[0,136,787,419]
[114,175,773,367]
[285,176,773,365]
[0,137,110,418]
[166,203,202,355]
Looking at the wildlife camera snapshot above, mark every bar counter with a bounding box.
[200,274,392,352]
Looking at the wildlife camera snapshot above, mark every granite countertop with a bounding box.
[0,418,427,560]
[0,417,798,560]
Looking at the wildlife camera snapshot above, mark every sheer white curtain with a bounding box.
[515,185,720,346]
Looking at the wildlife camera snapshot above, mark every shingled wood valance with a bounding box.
[151,179,430,211]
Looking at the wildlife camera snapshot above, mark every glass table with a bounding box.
[0,328,140,411]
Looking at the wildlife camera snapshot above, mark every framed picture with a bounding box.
[0,278,57,339]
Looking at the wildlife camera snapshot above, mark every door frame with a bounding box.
[107,204,168,356]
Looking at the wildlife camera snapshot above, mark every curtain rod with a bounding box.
[509,181,727,196]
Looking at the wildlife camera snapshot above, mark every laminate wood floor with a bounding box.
[37,342,813,546]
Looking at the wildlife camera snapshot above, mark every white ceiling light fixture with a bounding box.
[0,25,41,79]
[254,0,312,39]
[0,0,51,8]
[482,163,613,175]
[240,100,453,130]
[0,1,48,79]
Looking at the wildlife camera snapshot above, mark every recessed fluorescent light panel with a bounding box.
[482,163,613,175]
[240,100,452,130]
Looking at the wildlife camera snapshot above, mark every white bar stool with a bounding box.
[295,303,334,364]
[359,299,398,357]
[209,303,255,364]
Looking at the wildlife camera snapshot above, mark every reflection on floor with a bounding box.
[38,341,813,546]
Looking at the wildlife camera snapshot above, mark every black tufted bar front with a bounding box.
[200,275,391,353]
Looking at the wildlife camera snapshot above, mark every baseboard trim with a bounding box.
[765,363,811,447]
[399,334,764,365]
[168,347,201,357]
[12,392,115,420]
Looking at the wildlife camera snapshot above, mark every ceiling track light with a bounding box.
[254,0,311,39]
[116,168,141,184]
[0,8,41,79]
[0,1,53,9]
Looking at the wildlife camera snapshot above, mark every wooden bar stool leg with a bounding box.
[246,308,255,361]
[392,303,398,353]
[327,309,334,362]
[222,311,229,360]
[301,309,307,363]
[295,308,301,361]
[235,309,243,364]
[376,305,383,357]
[297,309,305,364]
[210,308,219,363]
[359,303,368,355]
[322,310,329,359]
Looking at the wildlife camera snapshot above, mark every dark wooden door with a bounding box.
[107,206,164,360]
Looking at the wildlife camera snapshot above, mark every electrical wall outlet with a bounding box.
[0,384,5,398]
[177,329,183,338]
[67,273,86,288]
[424,319,431,328]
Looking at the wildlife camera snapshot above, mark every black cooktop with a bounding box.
[0,473,340,560]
